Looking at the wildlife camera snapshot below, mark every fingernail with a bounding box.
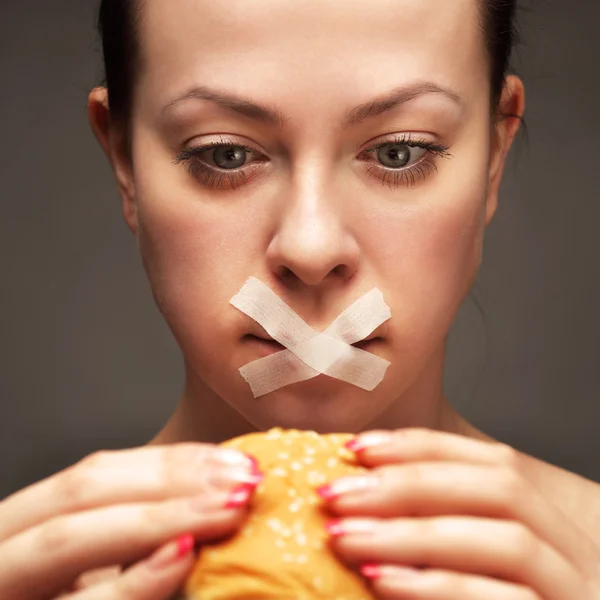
[360,563,382,579]
[215,448,257,468]
[148,534,195,570]
[316,475,378,501]
[225,483,255,508]
[243,452,261,474]
[345,432,394,453]
[325,519,377,538]
[220,469,265,487]
[361,564,420,580]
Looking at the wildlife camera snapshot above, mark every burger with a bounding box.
[180,427,376,599]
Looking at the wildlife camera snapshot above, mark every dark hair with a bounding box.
[97,0,520,130]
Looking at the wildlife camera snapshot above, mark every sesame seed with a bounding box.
[307,470,326,485]
[267,518,282,532]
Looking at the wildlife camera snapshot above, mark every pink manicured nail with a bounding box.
[244,452,261,474]
[361,564,420,581]
[176,533,195,558]
[148,534,195,570]
[325,519,346,537]
[225,483,254,508]
[360,564,382,579]
[316,475,378,501]
[325,519,377,538]
[345,432,394,453]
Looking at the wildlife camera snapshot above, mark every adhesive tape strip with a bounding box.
[230,277,392,397]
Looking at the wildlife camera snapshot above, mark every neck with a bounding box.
[148,342,493,446]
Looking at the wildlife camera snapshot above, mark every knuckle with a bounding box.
[137,498,183,537]
[59,463,99,508]
[36,516,74,556]
[401,462,428,488]
[79,449,114,468]
[494,442,522,470]
[496,466,526,507]
[412,517,438,540]
[506,522,539,567]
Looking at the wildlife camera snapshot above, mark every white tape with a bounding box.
[230,277,392,397]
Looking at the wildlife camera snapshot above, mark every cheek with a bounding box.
[365,177,487,349]
[132,175,265,361]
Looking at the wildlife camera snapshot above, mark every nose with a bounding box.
[266,179,360,287]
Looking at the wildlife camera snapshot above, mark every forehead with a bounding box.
[137,0,487,119]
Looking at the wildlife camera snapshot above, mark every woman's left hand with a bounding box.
[317,428,600,600]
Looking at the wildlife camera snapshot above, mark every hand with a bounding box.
[0,443,263,600]
[317,428,600,600]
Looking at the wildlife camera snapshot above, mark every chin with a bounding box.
[229,377,387,434]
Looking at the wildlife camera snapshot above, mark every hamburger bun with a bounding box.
[181,427,376,599]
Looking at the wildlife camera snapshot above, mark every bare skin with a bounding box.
[84,0,600,594]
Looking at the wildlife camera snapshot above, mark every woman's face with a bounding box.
[115,0,517,432]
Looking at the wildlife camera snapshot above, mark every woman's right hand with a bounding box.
[0,443,263,600]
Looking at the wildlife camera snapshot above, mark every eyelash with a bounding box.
[173,134,452,191]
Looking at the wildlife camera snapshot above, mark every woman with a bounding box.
[1,0,599,598]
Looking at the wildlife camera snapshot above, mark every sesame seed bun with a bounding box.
[181,427,375,599]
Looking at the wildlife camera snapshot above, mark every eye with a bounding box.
[373,142,427,169]
[173,138,265,190]
[174,134,451,191]
[210,145,250,169]
[360,135,452,189]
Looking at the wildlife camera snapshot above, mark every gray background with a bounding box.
[1,1,599,501]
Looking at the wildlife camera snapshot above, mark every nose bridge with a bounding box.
[267,159,359,286]
[286,167,337,245]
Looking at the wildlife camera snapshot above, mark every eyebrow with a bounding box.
[161,81,463,130]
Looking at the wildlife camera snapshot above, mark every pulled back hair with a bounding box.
[97,0,521,132]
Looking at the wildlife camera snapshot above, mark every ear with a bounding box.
[87,87,138,235]
[484,75,526,226]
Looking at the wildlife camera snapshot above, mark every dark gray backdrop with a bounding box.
[1,1,599,501]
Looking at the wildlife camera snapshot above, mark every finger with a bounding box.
[0,443,257,542]
[62,566,123,594]
[62,534,196,600]
[0,488,255,600]
[345,427,510,468]
[317,461,600,575]
[327,516,584,600]
[359,564,542,600]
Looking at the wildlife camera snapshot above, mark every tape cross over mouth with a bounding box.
[230,277,392,398]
